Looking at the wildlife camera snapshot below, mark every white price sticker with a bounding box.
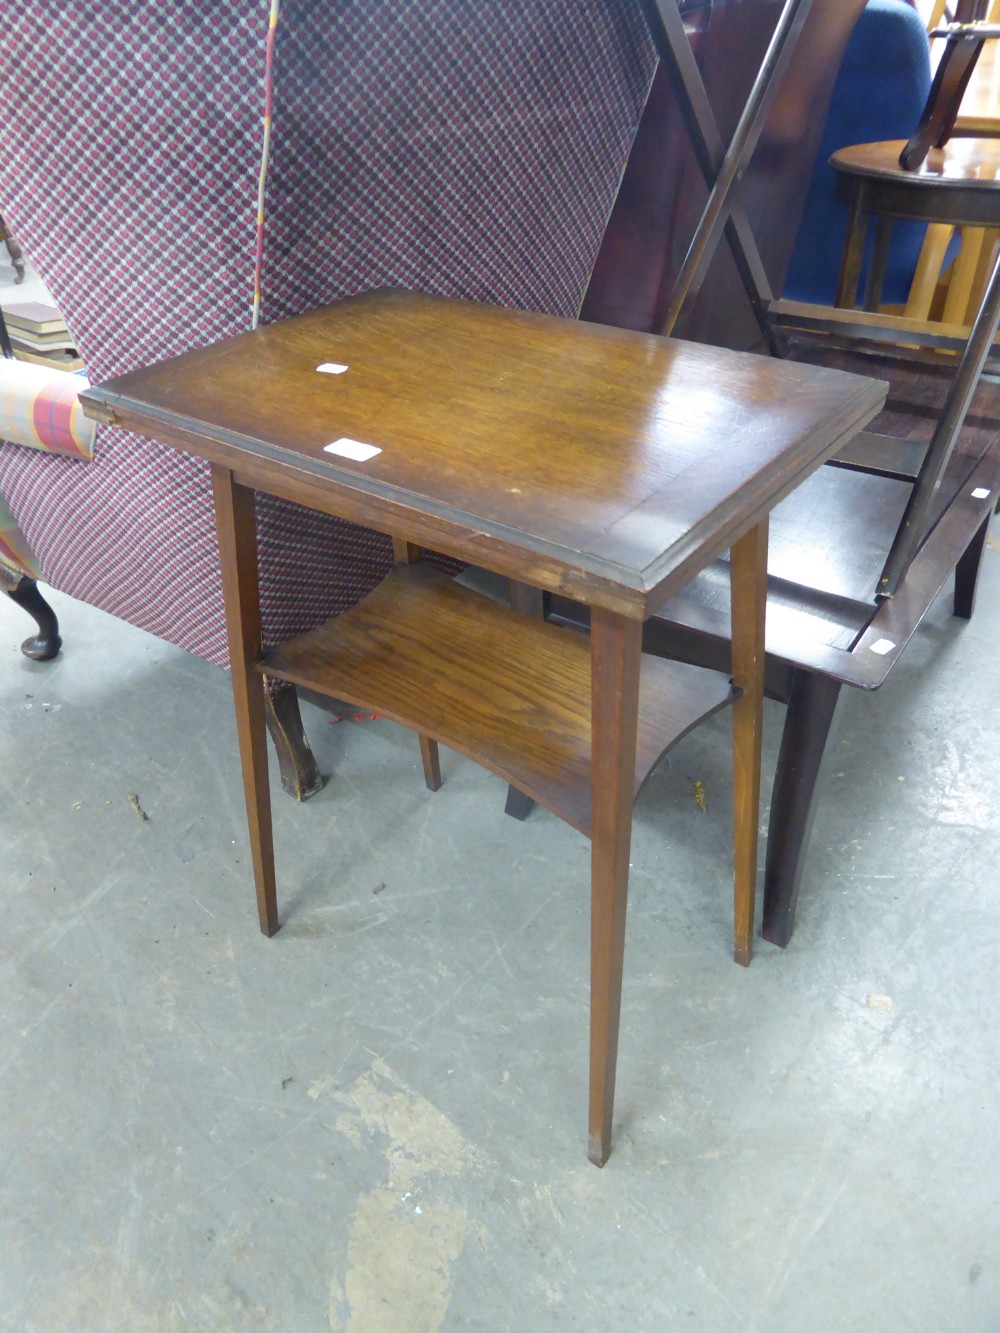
[323,437,381,462]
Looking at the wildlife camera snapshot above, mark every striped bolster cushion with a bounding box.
[0,491,42,580]
[0,359,95,459]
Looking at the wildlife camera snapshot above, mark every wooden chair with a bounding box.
[679,9,1000,943]
[641,290,1000,945]
[893,2,1000,330]
[514,0,1000,951]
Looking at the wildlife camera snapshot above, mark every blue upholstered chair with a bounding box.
[784,0,936,305]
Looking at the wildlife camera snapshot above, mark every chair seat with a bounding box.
[641,336,1000,688]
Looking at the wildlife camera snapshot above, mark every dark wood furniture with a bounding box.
[830,137,1000,314]
[598,2,1000,951]
[80,289,883,1164]
[0,563,62,660]
[0,212,25,284]
[630,351,1000,947]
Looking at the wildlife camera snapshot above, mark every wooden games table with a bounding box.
[80,290,884,1164]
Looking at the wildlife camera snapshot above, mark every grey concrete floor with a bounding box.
[2,540,999,1332]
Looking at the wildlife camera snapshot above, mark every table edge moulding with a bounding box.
[80,289,886,1165]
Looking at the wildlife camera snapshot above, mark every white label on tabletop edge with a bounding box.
[971,486,990,499]
[316,362,349,374]
[323,437,381,462]
[869,638,895,656]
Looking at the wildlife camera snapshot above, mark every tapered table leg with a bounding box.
[588,607,642,1167]
[211,464,279,937]
[729,519,768,966]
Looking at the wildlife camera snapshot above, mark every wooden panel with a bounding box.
[258,564,736,836]
[831,430,928,481]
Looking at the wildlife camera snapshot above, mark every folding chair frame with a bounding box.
[638,0,1000,602]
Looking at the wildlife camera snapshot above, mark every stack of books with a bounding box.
[1,301,83,371]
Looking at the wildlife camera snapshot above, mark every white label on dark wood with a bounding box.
[869,638,895,655]
[323,437,381,461]
[971,487,990,500]
[316,362,349,374]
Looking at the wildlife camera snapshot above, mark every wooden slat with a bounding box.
[259,564,736,837]
[771,297,1000,354]
[831,430,929,480]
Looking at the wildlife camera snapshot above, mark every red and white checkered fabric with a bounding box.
[0,1,654,667]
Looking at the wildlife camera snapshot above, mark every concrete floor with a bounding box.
[2,539,1000,1331]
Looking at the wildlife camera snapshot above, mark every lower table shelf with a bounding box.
[259,563,736,835]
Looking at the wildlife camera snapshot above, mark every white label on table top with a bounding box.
[323,437,381,462]
[971,487,990,500]
[317,362,349,374]
[869,638,895,656]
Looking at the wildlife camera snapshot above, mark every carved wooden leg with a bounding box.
[953,513,991,621]
[2,573,63,661]
[761,670,843,948]
[0,214,25,283]
[588,607,642,1167]
[263,680,326,801]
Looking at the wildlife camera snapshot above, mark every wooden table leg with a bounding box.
[588,607,642,1167]
[211,464,279,936]
[863,216,892,313]
[836,188,868,310]
[729,519,768,966]
[392,536,442,791]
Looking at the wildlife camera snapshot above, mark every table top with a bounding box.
[80,290,885,617]
[831,137,1000,186]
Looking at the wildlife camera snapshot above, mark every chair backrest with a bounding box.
[582,0,868,345]
[783,0,932,305]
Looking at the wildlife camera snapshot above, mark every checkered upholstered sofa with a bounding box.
[0,0,861,794]
[0,0,659,786]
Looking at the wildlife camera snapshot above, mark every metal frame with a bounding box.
[638,0,1000,603]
